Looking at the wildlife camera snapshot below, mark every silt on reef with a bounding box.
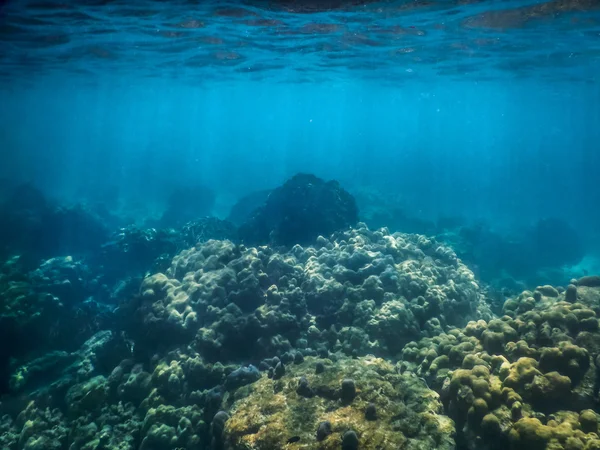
[223,355,456,450]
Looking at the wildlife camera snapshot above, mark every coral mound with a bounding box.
[224,355,455,450]
[132,224,490,360]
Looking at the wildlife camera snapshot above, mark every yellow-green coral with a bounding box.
[401,284,600,450]
[224,356,455,450]
[509,412,600,450]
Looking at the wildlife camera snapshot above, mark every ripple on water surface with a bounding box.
[0,0,599,83]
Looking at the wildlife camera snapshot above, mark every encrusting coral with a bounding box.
[2,215,600,450]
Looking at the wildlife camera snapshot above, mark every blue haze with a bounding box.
[2,79,599,235]
[1,0,600,274]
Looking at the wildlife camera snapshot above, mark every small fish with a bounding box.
[287,436,301,444]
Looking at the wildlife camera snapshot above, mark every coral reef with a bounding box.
[0,222,484,449]
[0,350,453,450]
[0,191,598,450]
[238,173,359,246]
[130,224,489,361]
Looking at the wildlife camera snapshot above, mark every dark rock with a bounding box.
[341,379,356,404]
[212,411,229,435]
[316,421,332,441]
[3,183,47,212]
[341,430,359,450]
[238,173,358,246]
[270,356,281,367]
[304,348,318,357]
[296,376,314,398]
[281,352,294,364]
[296,338,308,349]
[204,387,224,420]
[42,205,110,257]
[316,384,338,400]
[294,352,305,365]
[580,410,598,433]
[259,361,271,371]
[365,403,377,421]
[273,362,285,380]
[315,362,325,374]
[9,351,75,393]
[579,276,600,287]
[97,226,178,277]
[436,217,585,288]
[566,284,578,303]
[212,411,229,450]
[318,347,329,358]
[79,330,132,375]
[225,365,260,390]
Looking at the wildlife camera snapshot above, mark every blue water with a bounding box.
[1,0,600,261]
[3,2,600,446]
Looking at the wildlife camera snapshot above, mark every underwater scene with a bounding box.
[1,0,600,449]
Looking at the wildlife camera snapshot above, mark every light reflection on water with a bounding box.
[0,0,599,84]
